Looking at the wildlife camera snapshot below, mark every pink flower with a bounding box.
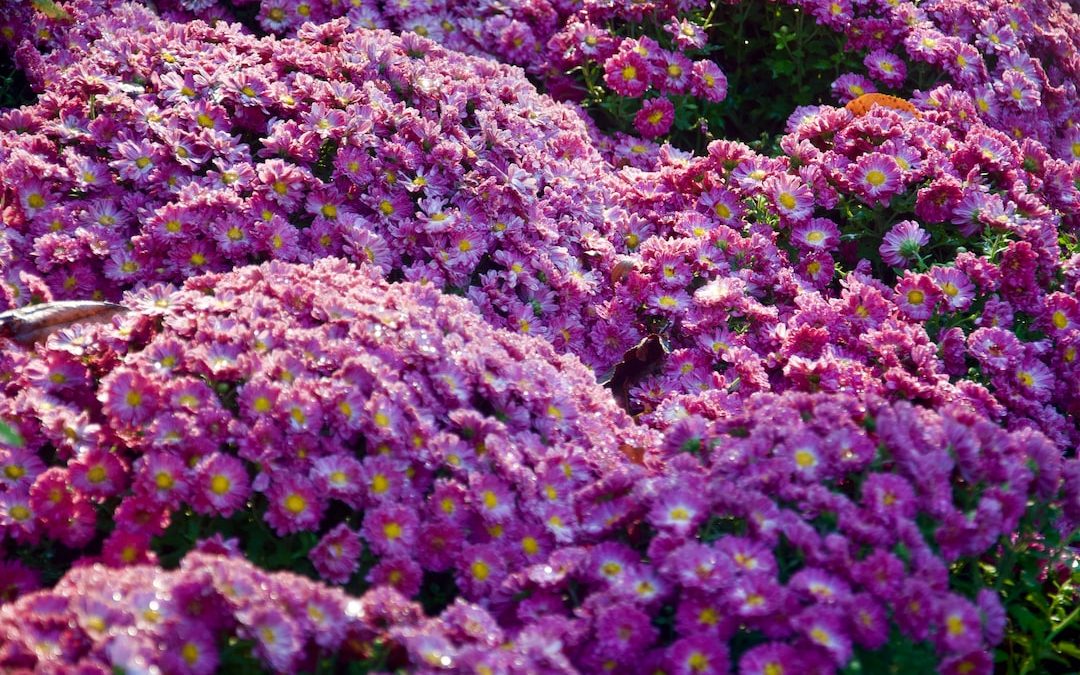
[264,476,324,536]
[604,50,650,97]
[362,503,419,557]
[894,272,941,320]
[764,174,815,224]
[864,49,907,87]
[634,98,675,138]
[852,153,903,206]
[691,60,727,102]
[879,220,929,268]
[310,523,362,584]
[668,633,729,675]
[192,453,250,517]
[932,267,975,311]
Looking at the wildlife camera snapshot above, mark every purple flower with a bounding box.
[879,220,929,268]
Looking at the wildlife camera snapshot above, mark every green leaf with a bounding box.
[0,420,23,447]
[31,0,72,21]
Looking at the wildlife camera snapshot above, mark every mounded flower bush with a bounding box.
[0,549,563,672]
[607,95,1080,451]
[0,9,639,369]
[0,258,653,608]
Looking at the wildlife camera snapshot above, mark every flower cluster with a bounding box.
[607,96,1079,452]
[0,259,652,603]
[603,390,1076,674]
[0,549,558,672]
[0,10,637,368]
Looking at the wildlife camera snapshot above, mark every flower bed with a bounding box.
[0,0,1078,672]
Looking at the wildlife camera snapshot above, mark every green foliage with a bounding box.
[573,2,863,152]
[0,51,35,110]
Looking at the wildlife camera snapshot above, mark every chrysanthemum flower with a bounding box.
[894,272,940,320]
[634,98,675,139]
[879,220,929,268]
[265,476,323,536]
[851,153,903,206]
[763,173,814,223]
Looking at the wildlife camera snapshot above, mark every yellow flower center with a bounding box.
[621,65,637,81]
[284,493,307,514]
[383,522,402,539]
[794,449,816,468]
[210,475,231,495]
[1051,310,1068,329]
[906,289,925,305]
[688,652,709,672]
[181,643,200,665]
[778,192,797,210]
[371,473,389,493]
[865,169,886,187]
[321,204,338,218]
[471,560,490,581]
[155,472,174,490]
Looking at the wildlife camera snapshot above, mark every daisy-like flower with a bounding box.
[851,153,903,206]
[100,370,157,426]
[265,476,324,536]
[603,50,650,98]
[0,447,44,491]
[1013,357,1054,401]
[361,502,419,557]
[698,188,743,225]
[879,220,929,268]
[192,453,250,517]
[936,594,983,655]
[931,267,975,311]
[800,607,853,666]
[691,60,727,102]
[648,491,705,534]
[764,174,814,223]
[831,72,876,102]
[456,543,506,597]
[69,447,128,499]
[668,633,729,675]
[666,17,706,50]
[247,608,300,673]
[133,451,190,508]
[864,49,907,87]
[162,623,219,675]
[791,217,840,251]
[894,272,941,321]
[738,643,802,675]
[309,523,362,584]
[634,98,675,139]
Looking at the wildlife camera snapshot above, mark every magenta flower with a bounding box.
[864,49,907,87]
[603,49,650,98]
[851,153,903,206]
[634,98,675,138]
[894,272,940,320]
[192,453,250,517]
[764,173,815,223]
[691,60,727,102]
[309,523,362,584]
[265,476,324,536]
[362,503,419,557]
[879,220,929,268]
